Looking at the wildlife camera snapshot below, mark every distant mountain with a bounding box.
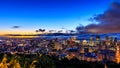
[1,33,120,40]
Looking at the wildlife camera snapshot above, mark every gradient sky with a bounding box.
[0,0,115,34]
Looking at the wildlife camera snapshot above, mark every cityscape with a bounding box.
[1,0,120,68]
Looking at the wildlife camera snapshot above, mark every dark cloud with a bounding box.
[85,2,120,33]
[12,26,21,29]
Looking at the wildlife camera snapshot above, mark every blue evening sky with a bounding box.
[0,0,115,34]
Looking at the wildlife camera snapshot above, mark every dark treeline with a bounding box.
[0,53,120,68]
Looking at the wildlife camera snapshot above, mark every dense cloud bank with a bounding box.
[85,2,120,33]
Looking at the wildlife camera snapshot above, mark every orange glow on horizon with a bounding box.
[0,30,48,35]
[4,36,39,38]
[0,30,49,38]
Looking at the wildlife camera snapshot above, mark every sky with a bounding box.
[0,0,115,34]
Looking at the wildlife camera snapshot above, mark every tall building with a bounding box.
[89,36,95,46]
[96,35,101,45]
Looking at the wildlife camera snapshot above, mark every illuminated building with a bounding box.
[89,36,95,46]
[97,54,103,61]
[95,35,101,46]
[115,43,120,64]
[82,40,87,46]
[105,36,111,46]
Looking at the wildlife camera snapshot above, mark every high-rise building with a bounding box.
[89,36,95,46]
[96,35,101,46]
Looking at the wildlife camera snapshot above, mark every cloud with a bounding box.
[12,26,21,29]
[85,2,120,33]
